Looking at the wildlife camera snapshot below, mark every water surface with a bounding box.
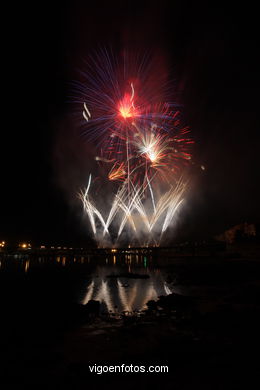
[0,252,176,313]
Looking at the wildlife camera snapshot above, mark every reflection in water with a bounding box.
[0,253,180,312]
[82,281,94,305]
[117,280,132,312]
[24,260,30,273]
[164,283,172,295]
[95,280,114,312]
[81,263,173,313]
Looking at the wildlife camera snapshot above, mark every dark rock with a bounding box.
[85,300,100,317]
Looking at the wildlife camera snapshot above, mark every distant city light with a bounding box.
[19,243,31,249]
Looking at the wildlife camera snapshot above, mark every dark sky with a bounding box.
[1,1,259,246]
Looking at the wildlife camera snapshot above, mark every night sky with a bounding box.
[1,1,259,246]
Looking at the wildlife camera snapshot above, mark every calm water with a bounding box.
[0,253,178,313]
[80,264,173,313]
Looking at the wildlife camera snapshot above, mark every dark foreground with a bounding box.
[1,255,260,389]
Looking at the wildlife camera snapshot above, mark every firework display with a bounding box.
[74,50,193,246]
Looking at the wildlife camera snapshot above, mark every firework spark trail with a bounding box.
[79,125,189,245]
[80,177,110,236]
[103,181,130,236]
[79,135,189,245]
[116,181,142,237]
[83,103,91,121]
[76,50,193,246]
[79,189,97,235]
[146,175,156,214]
[150,180,187,231]
[79,173,188,245]
[124,180,152,234]
[108,162,125,181]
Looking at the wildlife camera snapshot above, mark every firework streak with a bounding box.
[74,50,194,246]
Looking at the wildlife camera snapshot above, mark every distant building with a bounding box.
[215,222,256,244]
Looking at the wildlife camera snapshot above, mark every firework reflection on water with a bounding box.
[81,264,180,314]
